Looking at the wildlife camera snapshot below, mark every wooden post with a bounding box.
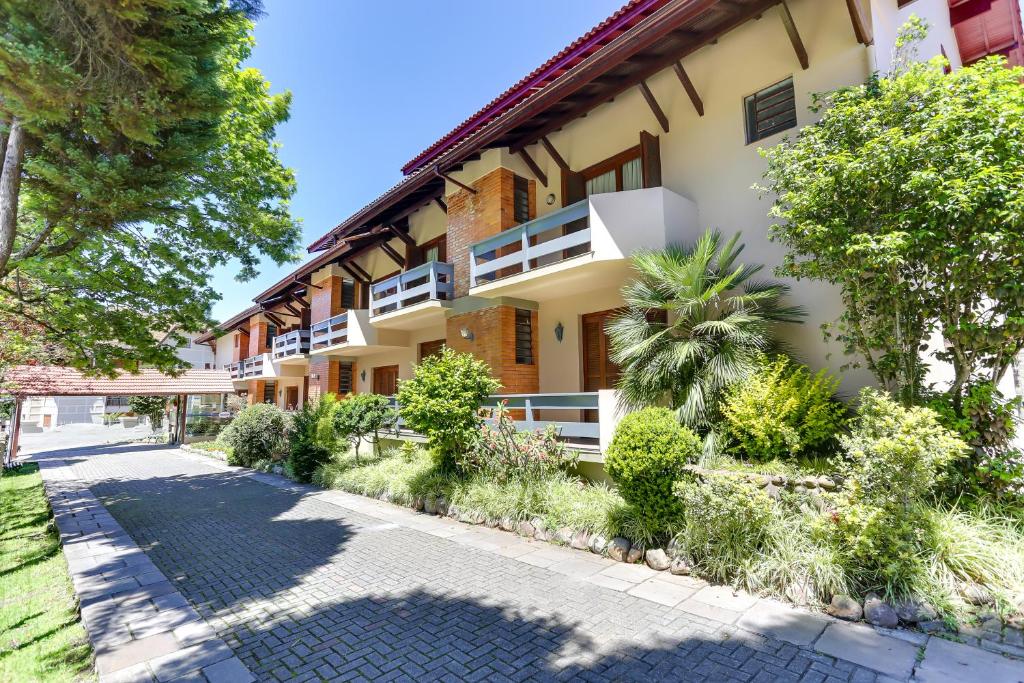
[6,397,22,467]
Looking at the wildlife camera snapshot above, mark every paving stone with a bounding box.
[690,584,759,612]
[148,640,234,682]
[738,601,831,646]
[916,635,1024,682]
[596,562,653,583]
[814,622,918,679]
[94,632,181,675]
[97,661,155,683]
[201,656,255,683]
[627,578,697,607]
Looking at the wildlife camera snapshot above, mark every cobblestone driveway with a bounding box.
[59,445,897,682]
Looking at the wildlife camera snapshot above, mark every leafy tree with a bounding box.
[397,347,500,472]
[333,393,398,461]
[760,26,1024,408]
[0,0,299,376]
[607,229,804,442]
[127,395,166,429]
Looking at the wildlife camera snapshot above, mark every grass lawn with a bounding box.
[0,463,94,682]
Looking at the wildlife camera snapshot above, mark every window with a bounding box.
[337,361,354,395]
[581,146,643,196]
[515,309,533,365]
[342,280,356,309]
[265,324,277,349]
[744,77,796,144]
[419,235,447,264]
[419,339,445,361]
[263,381,276,404]
[513,175,531,223]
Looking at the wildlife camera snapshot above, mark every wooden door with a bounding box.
[372,365,400,396]
[285,386,299,410]
[581,310,621,421]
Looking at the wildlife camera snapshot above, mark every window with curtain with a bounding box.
[582,146,643,196]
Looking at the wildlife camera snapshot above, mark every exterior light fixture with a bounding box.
[360,369,366,382]
[554,322,564,343]
[545,193,556,205]
[460,326,474,341]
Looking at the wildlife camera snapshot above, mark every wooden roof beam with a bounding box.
[845,0,872,45]
[379,242,405,268]
[779,1,809,69]
[540,136,570,172]
[638,80,669,133]
[673,61,704,116]
[434,165,476,194]
[342,261,372,284]
[386,224,416,246]
[517,148,548,187]
[433,197,447,213]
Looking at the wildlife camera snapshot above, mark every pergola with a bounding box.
[2,366,235,465]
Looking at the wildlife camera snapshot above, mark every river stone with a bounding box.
[553,527,574,545]
[961,582,994,606]
[499,517,516,532]
[533,521,549,541]
[517,520,536,537]
[485,517,501,528]
[435,497,448,516]
[827,594,863,621]
[817,476,837,491]
[802,476,818,489]
[645,548,671,571]
[864,593,899,629]
[423,497,438,515]
[588,535,608,555]
[666,536,680,555]
[607,537,631,562]
[626,546,643,564]
[379,491,392,503]
[894,598,937,624]
[570,530,591,551]
[669,558,691,575]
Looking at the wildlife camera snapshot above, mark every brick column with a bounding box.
[446,304,538,395]
[232,330,249,363]
[246,380,266,406]
[248,320,267,357]
[307,355,339,404]
[447,167,530,297]
[309,270,347,400]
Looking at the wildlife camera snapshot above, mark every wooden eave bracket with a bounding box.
[779,1,809,70]
[638,80,670,133]
[540,137,570,172]
[433,197,448,213]
[845,0,872,45]
[517,149,548,187]
[433,165,476,194]
[673,61,704,116]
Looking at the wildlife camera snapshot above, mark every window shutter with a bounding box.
[640,131,661,188]
[514,309,534,365]
[341,280,356,309]
[744,77,796,143]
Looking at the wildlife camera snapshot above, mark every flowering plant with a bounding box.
[459,402,577,482]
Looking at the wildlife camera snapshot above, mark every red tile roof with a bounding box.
[2,366,235,397]
[400,0,669,175]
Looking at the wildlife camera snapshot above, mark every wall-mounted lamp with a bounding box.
[545,193,556,206]
[360,369,366,382]
[310,373,319,380]
[460,326,474,341]
[554,322,564,343]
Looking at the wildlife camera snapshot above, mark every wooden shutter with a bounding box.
[341,280,356,309]
[419,339,445,361]
[514,309,534,365]
[640,130,661,188]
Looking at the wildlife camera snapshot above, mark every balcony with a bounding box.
[468,186,697,301]
[310,309,408,357]
[224,361,242,381]
[370,261,454,330]
[223,354,280,385]
[272,330,310,365]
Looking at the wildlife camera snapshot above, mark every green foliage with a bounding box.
[396,347,500,472]
[761,28,1024,404]
[463,402,577,482]
[605,407,701,535]
[0,1,299,374]
[288,397,337,484]
[221,402,287,467]
[333,393,398,460]
[607,229,804,436]
[128,395,165,428]
[722,355,847,460]
[830,390,968,597]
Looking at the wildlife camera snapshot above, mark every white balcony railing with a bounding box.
[241,354,265,378]
[469,199,589,287]
[272,330,310,360]
[370,261,454,317]
[310,312,348,351]
[223,361,242,380]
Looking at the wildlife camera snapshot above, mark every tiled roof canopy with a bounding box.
[2,366,235,397]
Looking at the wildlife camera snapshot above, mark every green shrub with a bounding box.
[221,403,288,467]
[396,348,500,472]
[604,407,700,535]
[830,390,968,597]
[288,396,338,483]
[128,395,166,428]
[463,402,576,482]
[722,355,846,460]
[333,393,398,460]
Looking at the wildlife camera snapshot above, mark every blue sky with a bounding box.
[209,0,624,322]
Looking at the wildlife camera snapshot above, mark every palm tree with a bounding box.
[607,229,804,440]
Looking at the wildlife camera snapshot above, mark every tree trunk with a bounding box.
[0,117,26,276]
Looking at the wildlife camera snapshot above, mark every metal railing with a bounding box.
[370,261,454,316]
[386,392,601,444]
[272,330,310,360]
[241,355,265,378]
[469,199,590,287]
[310,312,348,350]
